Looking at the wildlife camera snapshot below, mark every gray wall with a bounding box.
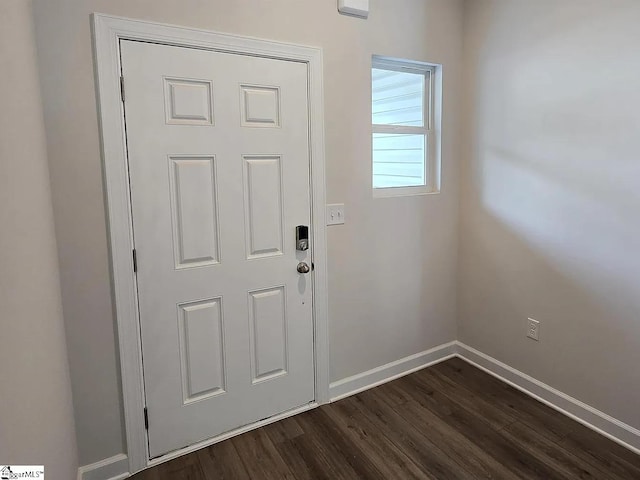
[0,1,79,477]
[459,0,640,429]
[32,0,464,465]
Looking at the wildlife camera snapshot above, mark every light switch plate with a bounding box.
[527,318,540,341]
[326,204,345,225]
[338,0,369,18]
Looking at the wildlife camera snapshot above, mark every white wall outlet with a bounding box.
[527,318,540,341]
[326,204,345,225]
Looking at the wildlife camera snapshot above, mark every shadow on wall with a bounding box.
[460,0,640,429]
[481,145,639,312]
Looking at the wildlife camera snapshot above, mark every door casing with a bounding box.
[92,13,329,474]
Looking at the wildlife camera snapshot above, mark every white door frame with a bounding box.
[92,13,330,474]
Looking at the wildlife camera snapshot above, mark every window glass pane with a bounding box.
[372,133,426,188]
[372,68,424,127]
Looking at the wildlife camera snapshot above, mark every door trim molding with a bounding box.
[91,13,329,474]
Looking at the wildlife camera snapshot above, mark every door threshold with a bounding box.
[146,401,318,468]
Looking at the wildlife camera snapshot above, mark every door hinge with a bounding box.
[120,76,125,102]
[132,249,137,273]
[144,407,149,430]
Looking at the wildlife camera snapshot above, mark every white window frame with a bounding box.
[372,56,441,198]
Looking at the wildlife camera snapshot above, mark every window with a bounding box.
[371,56,439,196]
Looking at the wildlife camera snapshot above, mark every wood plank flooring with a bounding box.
[132,358,640,479]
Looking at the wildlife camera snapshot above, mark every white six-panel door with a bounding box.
[120,40,315,458]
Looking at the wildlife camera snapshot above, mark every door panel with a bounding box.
[249,286,288,383]
[178,298,225,403]
[243,155,284,258]
[168,156,220,268]
[120,40,314,458]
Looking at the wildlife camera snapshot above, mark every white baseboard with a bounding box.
[84,340,638,477]
[77,453,129,480]
[329,341,457,402]
[455,342,640,455]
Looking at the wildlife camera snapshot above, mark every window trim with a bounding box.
[371,56,440,198]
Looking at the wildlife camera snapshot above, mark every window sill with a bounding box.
[372,186,440,199]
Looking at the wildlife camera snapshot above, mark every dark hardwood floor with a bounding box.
[132,358,640,479]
